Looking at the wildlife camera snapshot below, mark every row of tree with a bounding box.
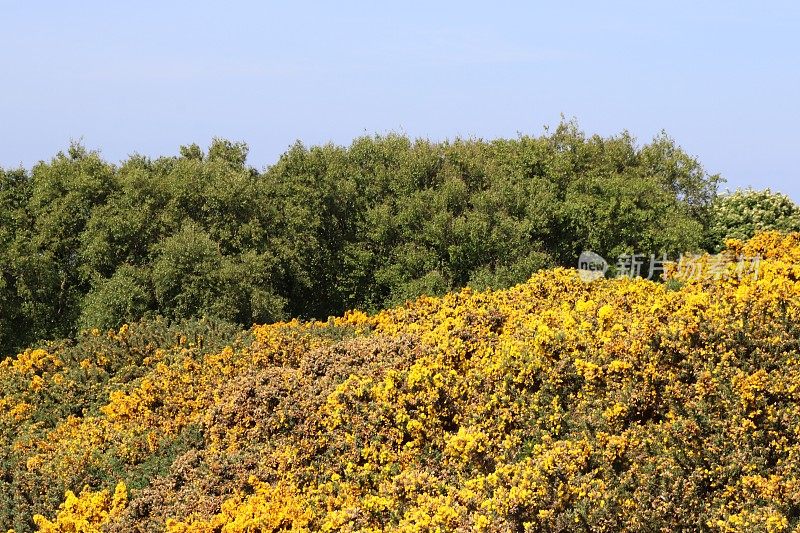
[2,121,795,356]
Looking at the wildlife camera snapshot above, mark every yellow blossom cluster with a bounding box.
[4,232,800,531]
[32,482,127,533]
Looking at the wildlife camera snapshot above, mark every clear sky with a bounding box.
[2,1,798,200]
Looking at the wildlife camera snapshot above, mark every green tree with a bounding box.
[2,145,114,353]
[0,167,31,354]
[0,124,724,357]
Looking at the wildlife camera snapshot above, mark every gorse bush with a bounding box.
[3,232,800,531]
[0,122,720,356]
[0,316,249,532]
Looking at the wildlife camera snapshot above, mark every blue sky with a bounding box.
[2,1,798,200]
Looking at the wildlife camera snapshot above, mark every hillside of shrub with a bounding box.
[2,231,800,532]
[0,122,720,356]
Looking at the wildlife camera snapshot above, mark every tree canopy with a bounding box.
[0,123,722,356]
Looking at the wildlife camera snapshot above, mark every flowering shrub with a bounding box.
[31,482,127,533]
[707,188,800,251]
[3,232,800,531]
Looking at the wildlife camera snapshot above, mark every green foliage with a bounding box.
[0,167,30,354]
[706,188,800,251]
[0,124,721,357]
[79,265,152,331]
[1,146,114,354]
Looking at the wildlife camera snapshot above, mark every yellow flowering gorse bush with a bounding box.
[2,232,800,531]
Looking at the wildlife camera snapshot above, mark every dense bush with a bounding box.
[3,232,800,531]
[0,316,251,531]
[706,188,800,251]
[0,123,719,356]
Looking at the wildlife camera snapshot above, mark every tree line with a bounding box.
[0,121,742,355]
